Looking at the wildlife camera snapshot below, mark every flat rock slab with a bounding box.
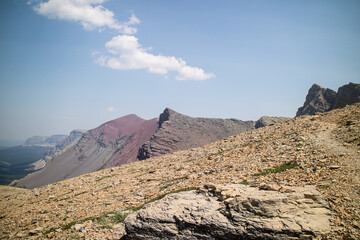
[124,184,332,239]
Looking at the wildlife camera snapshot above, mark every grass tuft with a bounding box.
[252,161,297,176]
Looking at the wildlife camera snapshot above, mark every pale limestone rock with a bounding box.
[124,184,332,239]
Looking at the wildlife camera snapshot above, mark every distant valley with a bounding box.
[0,146,51,185]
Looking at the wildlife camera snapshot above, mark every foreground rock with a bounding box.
[124,184,332,239]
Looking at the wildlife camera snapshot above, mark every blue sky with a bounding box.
[0,0,359,145]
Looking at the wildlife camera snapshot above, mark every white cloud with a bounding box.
[97,35,215,81]
[31,0,139,33]
[30,0,214,80]
[107,106,116,112]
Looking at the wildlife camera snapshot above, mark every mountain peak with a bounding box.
[296,82,360,117]
[159,108,179,127]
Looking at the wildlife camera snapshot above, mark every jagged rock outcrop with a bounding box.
[255,116,289,129]
[296,82,360,117]
[124,184,332,239]
[332,82,360,109]
[22,135,67,147]
[296,84,336,117]
[137,108,255,160]
[12,115,158,188]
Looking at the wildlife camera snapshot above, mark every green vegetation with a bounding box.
[174,175,189,181]
[74,191,87,197]
[113,210,132,223]
[148,187,196,204]
[96,215,111,229]
[252,161,297,176]
[159,183,174,191]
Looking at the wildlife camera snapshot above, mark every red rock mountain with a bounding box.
[12,115,158,188]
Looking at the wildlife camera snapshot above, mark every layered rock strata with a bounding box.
[124,184,332,239]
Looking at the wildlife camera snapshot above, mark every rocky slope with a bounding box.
[296,82,360,116]
[22,135,67,147]
[11,115,158,188]
[137,108,256,160]
[1,103,359,239]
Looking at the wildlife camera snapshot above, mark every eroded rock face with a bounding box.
[22,135,67,147]
[124,184,332,240]
[296,82,360,117]
[296,84,336,117]
[332,82,360,109]
[137,108,255,160]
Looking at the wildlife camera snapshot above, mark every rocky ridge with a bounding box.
[1,103,359,239]
[22,135,67,147]
[296,82,360,116]
[27,129,87,171]
[138,108,284,160]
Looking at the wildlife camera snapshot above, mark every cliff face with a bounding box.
[332,82,360,109]
[22,135,67,147]
[296,82,360,117]
[12,115,158,188]
[137,108,255,160]
[296,84,336,117]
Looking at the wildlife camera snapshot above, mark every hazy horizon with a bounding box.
[1,0,359,144]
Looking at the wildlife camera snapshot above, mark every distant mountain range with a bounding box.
[22,135,67,147]
[9,82,360,188]
[11,109,287,188]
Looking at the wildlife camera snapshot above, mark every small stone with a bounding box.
[329,165,340,170]
[29,227,43,235]
[346,120,356,125]
[16,233,27,237]
[74,224,83,231]
[113,224,123,229]
[203,183,216,192]
[259,183,280,191]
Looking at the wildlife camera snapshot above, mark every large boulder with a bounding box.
[123,184,332,239]
[255,116,289,129]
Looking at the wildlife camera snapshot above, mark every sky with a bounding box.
[0,0,359,146]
